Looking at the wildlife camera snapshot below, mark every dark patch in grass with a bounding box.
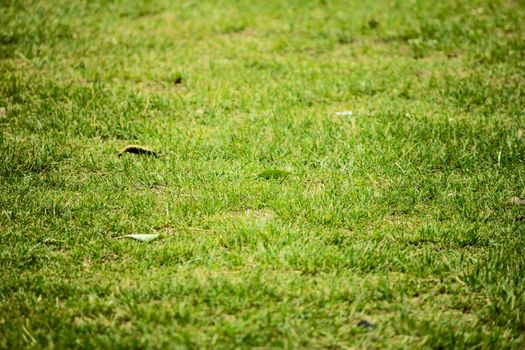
[173,75,183,85]
[258,169,290,180]
[368,18,379,29]
[357,319,375,329]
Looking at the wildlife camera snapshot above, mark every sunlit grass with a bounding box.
[1,0,525,348]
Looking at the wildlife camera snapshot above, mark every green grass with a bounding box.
[1,0,525,348]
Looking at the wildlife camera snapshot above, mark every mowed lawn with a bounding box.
[1,0,525,348]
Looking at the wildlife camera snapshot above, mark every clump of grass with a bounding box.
[258,169,290,180]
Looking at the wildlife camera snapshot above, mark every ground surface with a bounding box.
[1,0,525,348]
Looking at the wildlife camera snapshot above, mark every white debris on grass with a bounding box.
[119,234,160,242]
[335,111,353,116]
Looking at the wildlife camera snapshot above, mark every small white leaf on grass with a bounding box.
[335,111,353,116]
[120,234,160,242]
[509,197,525,205]
[517,129,523,139]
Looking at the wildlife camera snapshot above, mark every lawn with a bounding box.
[1,0,525,348]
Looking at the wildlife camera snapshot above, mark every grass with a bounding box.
[1,0,524,348]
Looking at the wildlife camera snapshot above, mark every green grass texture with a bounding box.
[1,0,525,348]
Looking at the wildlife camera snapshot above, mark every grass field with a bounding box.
[1,0,525,348]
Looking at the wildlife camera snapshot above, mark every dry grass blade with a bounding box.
[509,196,525,205]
